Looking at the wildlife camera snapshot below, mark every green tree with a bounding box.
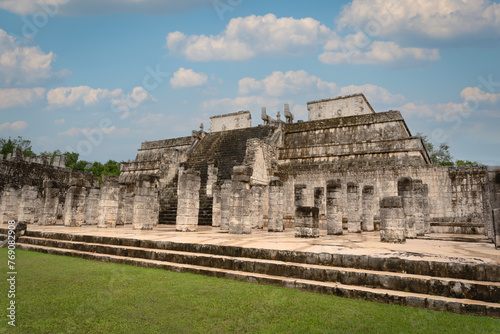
[418,133,478,166]
[63,152,79,168]
[0,136,35,159]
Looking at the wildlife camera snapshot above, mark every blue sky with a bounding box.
[0,0,499,164]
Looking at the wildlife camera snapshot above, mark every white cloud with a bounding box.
[0,29,65,87]
[54,118,65,125]
[0,0,213,16]
[58,125,132,137]
[337,0,500,44]
[166,14,334,61]
[0,120,28,131]
[319,39,439,66]
[170,68,208,89]
[132,113,165,125]
[460,86,500,104]
[239,70,337,97]
[202,96,282,114]
[47,85,122,108]
[0,87,45,109]
[111,86,156,119]
[339,84,405,104]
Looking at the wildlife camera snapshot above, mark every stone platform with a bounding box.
[3,223,500,318]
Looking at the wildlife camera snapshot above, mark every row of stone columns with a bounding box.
[0,175,159,229]
[380,177,430,243]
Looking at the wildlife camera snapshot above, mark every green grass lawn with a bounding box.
[0,249,499,334]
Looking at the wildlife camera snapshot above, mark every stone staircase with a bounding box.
[3,228,500,318]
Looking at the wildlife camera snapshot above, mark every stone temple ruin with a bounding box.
[1,94,499,247]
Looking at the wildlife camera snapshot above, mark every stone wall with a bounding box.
[210,110,252,132]
[307,94,375,120]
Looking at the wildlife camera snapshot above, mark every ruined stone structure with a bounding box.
[1,94,499,248]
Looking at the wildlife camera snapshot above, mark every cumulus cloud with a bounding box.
[339,84,405,104]
[0,29,65,87]
[170,68,208,89]
[202,96,282,114]
[319,38,439,66]
[59,125,132,137]
[236,70,404,106]
[54,118,65,124]
[337,0,500,44]
[166,14,334,61]
[47,85,122,108]
[239,70,337,96]
[460,86,500,104]
[0,87,45,109]
[0,120,28,131]
[0,0,213,16]
[111,86,156,118]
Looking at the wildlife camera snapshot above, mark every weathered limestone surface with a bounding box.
[294,184,306,207]
[40,180,59,226]
[116,184,134,225]
[251,185,265,229]
[0,185,20,223]
[295,206,319,238]
[268,177,284,232]
[176,170,201,232]
[133,175,159,230]
[398,177,416,239]
[229,166,252,234]
[362,185,374,232]
[413,180,426,236]
[212,184,221,227]
[494,209,500,249]
[220,180,231,231]
[63,181,86,227]
[347,183,361,233]
[84,188,100,225]
[380,196,406,243]
[98,176,120,228]
[17,185,40,224]
[326,179,342,235]
[422,184,431,233]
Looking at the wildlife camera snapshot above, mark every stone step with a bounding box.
[10,229,499,283]
[16,243,500,318]
[18,236,500,303]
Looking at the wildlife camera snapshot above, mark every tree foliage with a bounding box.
[0,136,121,183]
[418,134,478,166]
[0,136,35,159]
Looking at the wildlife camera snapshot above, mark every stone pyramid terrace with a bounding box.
[1,94,499,317]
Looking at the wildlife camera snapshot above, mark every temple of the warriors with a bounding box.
[1,94,499,247]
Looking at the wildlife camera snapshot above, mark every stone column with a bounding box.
[132,175,160,230]
[422,184,431,234]
[176,170,201,232]
[0,185,21,223]
[251,185,265,229]
[493,209,500,250]
[413,180,425,236]
[212,184,221,227]
[268,177,284,232]
[326,179,342,235]
[18,184,40,224]
[361,185,374,232]
[229,166,252,234]
[347,182,361,233]
[314,187,326,229]
[97,176,120,228]
[398,177,416,238]
[295,206,319,238]
[40,180,59,226]
[63,180,86,227]
[117,183,135,225]
[380,196,406,243]
[84,188,100,225]
[219,180,231,231]
[294,184,307,207]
